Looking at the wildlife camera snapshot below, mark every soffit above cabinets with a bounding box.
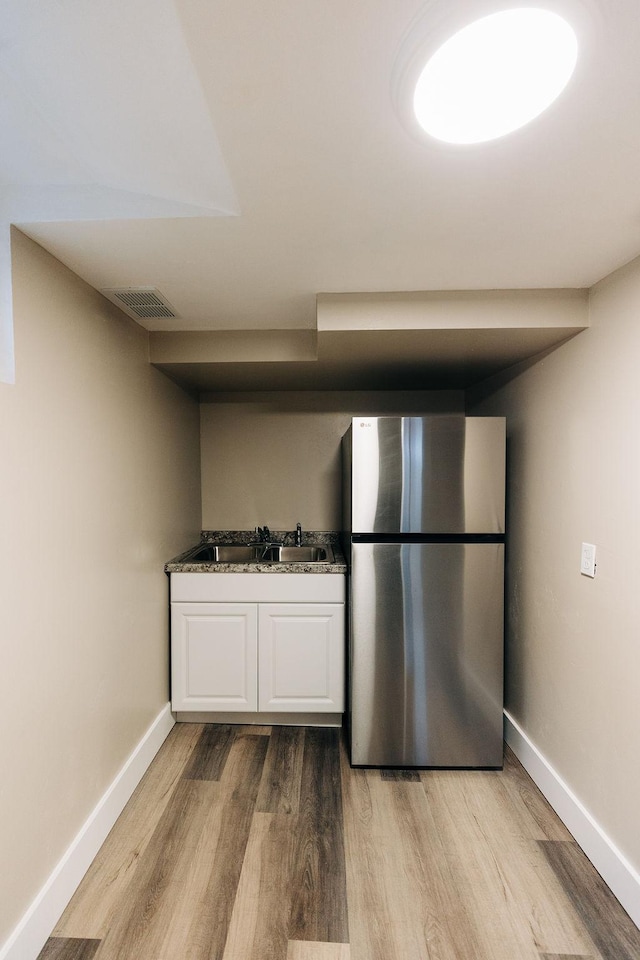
[149,289,589,393]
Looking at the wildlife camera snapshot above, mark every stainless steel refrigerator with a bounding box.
[342,415,506,768]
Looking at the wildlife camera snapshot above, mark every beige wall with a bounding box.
[0,231,201,945]
[467,254,640,873]
[200,390,464,530]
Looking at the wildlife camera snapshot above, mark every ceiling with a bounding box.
[3,0,640,391]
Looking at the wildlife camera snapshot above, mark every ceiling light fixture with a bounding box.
[412,7,578,144]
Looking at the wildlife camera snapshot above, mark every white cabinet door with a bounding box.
[258,604,344,712]
[171,603,258,711]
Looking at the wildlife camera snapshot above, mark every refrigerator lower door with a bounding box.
[350,541,504,767]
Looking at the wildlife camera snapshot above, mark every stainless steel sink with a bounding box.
[272,546,334,562]
[186,545,261,562]
[185,543,334,563]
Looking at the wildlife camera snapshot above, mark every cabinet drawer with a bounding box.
[170,572,345,603]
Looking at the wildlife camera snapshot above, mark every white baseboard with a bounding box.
[504,710,640,929]
[0,703,175,960]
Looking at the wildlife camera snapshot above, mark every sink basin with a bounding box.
[272,546,334,563]
[184,543,334,563]
[186,545,261,562]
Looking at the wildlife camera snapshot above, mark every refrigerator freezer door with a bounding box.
[350,416,505,534]
[350,541,504,767]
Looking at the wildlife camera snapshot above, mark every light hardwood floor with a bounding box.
[40,723,640,960]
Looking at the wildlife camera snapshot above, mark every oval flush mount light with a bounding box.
[412,7,578,144]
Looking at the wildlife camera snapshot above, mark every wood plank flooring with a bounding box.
[45,723,640,960]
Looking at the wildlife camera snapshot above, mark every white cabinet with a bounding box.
[258,603,344,711]
[171,603,257,711]
[170,573,345,715]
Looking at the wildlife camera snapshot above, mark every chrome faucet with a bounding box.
[295,522,302,546]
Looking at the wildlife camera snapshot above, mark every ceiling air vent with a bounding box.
[101,287,179,321]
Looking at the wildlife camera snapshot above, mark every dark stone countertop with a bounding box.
[165,530,347,574]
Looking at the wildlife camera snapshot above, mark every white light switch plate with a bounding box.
[581,542,597,578]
